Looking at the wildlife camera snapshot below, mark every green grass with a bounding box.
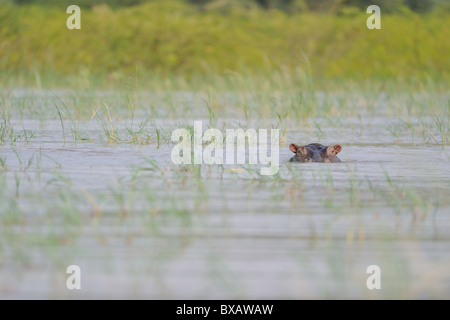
[0,1,449,88]
[0,110,36,145]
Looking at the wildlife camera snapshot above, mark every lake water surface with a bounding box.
[0,91,449,299]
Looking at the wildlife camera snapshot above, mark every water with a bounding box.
[1,103,449,298]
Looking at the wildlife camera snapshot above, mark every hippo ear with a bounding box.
[289,143,299,153]
[290,144,308,156]
[327,144,342,156]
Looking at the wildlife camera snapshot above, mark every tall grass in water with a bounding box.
[387,107,449,147]
[94,103,121,143]
[0,111,35,145]
[53,94,91,144]
[0,111,18,144]
[423,108,449,148]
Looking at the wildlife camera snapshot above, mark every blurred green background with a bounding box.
[1,0,449,87]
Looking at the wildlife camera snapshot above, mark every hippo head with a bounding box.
[289,143,342,163]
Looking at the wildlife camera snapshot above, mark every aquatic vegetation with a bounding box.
[0,0,449,300]
[0,111,35,145]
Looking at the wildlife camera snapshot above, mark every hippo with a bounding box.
[289,143,342,163]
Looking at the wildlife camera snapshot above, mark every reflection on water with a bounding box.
[0,117,449,299]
